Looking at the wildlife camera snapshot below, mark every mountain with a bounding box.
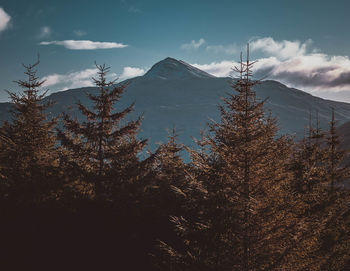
[143,57,215,80]
[2,57,350,150]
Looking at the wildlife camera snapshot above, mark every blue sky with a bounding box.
[1,0,350,101]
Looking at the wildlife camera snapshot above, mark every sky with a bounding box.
[1,0,350,102]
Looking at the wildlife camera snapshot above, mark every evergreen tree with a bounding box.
[288,119,328,270]
[148,128,188,214]
[320,109,350,270]
[0,59,65,271]
[326,109,349,191]
[158,46,295,270]
[288,110,350,270]
[57,63,147,201]
[0,58,59,206]
[55,62,154,270]
[138,128,190,268]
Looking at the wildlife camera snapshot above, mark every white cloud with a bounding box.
[181,38,205,50]
[250,37,312,60]
[39,40,128,50]
[42,68,98,90]
[192,61,236,77]
[193,37,350,94]
[248,38,350,92]
[38,26,51,39]
[263,54,350,92]
[119,67,145,80]
[0,7,11,32]
[41,66,145,91]
[206,44,238,55]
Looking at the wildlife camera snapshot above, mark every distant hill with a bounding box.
[2,57,350,149]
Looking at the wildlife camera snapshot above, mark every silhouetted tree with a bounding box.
[158,46,295,271]
[317,110,350,270]
[0,58,59,206]
[0,59,67,270]
[57,63,147,202]
[288,110,350,270]
[147,128,188,215]
[326,109,349,191]
[56,62,153,270]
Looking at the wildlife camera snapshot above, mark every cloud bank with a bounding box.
[0,7,11,32]
[40,40,128,50]
[194,37,350,93]
[192,61,235,78]
[119,67,145,80]
[42,68,98,90]
[250,37,312,60]
[42,66,145,91]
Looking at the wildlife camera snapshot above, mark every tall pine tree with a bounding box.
[158,45,295,271]
[57,63,147,202]
[56,62,153,270]
[288,110,350,270]
[0,59,64,271]
[0,58,59,206]
[321,109,350,270]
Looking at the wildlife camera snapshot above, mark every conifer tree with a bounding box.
[55,63,153,270]
[57,63,147,201]
[326,109,349,191]
[148,128,188,212]
[315,110,350,270]
[288,120,328,270]
[158,46,295,271]
[139,129,190,268]
[288,110,350,270]
[320,109,350,270]
[0,58,59,206]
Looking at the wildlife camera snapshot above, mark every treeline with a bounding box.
[0,52,350,271]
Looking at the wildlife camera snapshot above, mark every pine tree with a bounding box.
[55,62,154,270]
[290,113,326,197]
[326,109,349,191]
[158,45,295,270]
[320,110,350,270]
[137,128,191,268]
[288,119,328,270]
[0,58,59,206]
[317,110,350,270]
[148,128,188,213]
[288,110,350,270]
[57,63,147,202]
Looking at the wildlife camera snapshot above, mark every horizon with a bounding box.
[2,0,350,102]
[0,56,333,104]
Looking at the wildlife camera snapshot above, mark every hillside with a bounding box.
[1,57,350,149]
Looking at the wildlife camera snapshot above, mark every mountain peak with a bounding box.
[143,57,215,80]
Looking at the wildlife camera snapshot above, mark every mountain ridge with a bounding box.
[1,57,350,149]
[143,57,215,80]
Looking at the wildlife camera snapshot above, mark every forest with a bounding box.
[0,51,350,271]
